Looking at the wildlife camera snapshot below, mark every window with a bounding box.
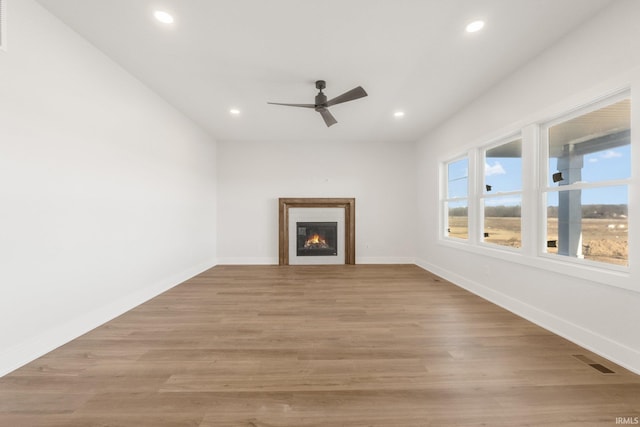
[444,157,469,240]
[439,90,632,277]
[542,95,630,266]
[440,92,632,272]
[482,137,523,248]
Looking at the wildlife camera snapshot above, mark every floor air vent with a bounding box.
[573,354,616,374]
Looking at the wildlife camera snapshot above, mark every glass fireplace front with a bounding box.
[296,222,338,256]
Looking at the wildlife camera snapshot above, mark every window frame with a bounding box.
[442,155,470,242]
[437,87,633,290]
[479,134,524,252]
[538,91,631,270]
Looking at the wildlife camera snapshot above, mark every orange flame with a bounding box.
[305,233,329,248]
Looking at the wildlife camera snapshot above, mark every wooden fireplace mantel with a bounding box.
[279,198,355,265]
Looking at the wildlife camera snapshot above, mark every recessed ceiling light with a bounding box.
[229,108,241,116]
[466,20,485,33]
[394,111,405,118]
[153,10,174,24]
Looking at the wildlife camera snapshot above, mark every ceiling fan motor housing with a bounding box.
[315,93,327,109]
[315,80,327,108]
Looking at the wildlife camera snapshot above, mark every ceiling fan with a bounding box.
[268,80,368,127]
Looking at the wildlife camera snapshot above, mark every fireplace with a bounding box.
[296,222,338,257]
[278,198,355,265]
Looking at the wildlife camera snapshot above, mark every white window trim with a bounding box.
[437,87,634,292]
[538,91,631,271]
[479,134,523,251]
[441,155,471,241]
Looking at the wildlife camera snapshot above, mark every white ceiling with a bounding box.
[36,0,613,144]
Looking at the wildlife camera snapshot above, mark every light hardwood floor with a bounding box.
[1,265,638,426]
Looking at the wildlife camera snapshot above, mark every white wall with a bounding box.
[416,0,640,373]
[0,0,217,376]
[217,139,416,264]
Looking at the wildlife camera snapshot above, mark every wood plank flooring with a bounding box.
[1,265,638,426]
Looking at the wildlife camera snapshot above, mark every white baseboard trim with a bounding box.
[216,257,417,265]
[415,258,640,375]
[216,257,278,265]
[0,258,217,378]
[356,257,416,265]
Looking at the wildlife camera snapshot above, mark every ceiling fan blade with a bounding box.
[318,108,338,127]
[267,102,315,108]
[326,86,368,107]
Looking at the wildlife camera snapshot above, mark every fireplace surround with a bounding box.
[278,198,355,265]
